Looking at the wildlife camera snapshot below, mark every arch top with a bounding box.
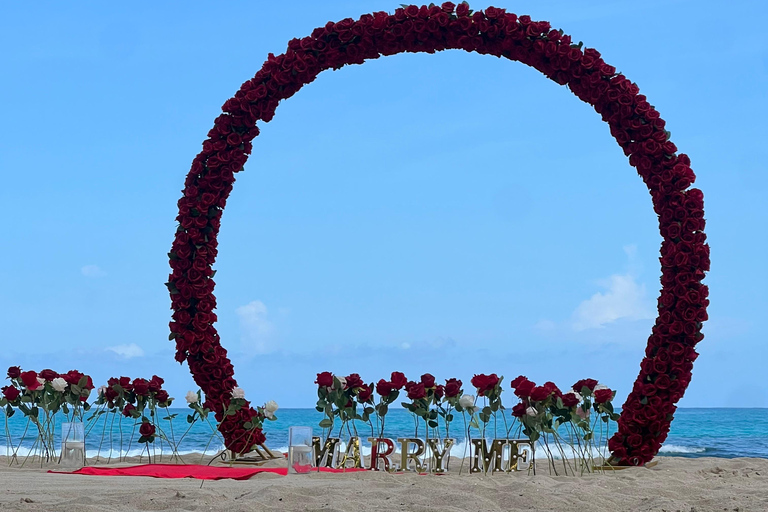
[168,3,709,465]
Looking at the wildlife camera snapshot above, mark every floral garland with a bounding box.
[167,2,709,464]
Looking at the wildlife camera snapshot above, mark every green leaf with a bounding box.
[446,413,454,422]
[427,420,438,428]
[319,418,333,428]
[187,414,195,424]
[379,404,389,416]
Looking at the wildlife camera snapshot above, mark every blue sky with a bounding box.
[1,1,766,409]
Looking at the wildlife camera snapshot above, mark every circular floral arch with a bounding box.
[167,3,709,466]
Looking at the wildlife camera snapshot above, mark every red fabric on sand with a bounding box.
[49,463,288,480]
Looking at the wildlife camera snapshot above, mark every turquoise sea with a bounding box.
[3,408,766,460]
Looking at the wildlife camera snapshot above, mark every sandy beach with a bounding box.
[1,456,766,511]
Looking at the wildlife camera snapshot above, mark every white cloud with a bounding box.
[106,343,144,359]
[533,319,556,332]
[81,264,106,278]
[571,245,655,331]
[236,300,275,354]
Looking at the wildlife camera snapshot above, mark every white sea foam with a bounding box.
[658,444,706,454]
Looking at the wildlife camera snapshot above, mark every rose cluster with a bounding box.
[98,375,174,419]
[2,366,94,409]
[170,2,708,461]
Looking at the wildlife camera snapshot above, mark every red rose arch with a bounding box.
[167,3,709,465]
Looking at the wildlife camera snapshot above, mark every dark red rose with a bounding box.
[139,422,156,437]
[20,371,41,391]
[345,373,364,390]
[132,378,150,396]
[434,385,445,399]
[7,366,21,379]
[456,2,469,16]
[83,375,94,390]
[390,372,408,390]
[511,402,528,418]
[376,379,395,397]
[441,1,456,12]
[62,370,84,386]
[2,385,20,402]
[444,378,462,398]
[594,388,614,404]
[122,404,136,417]
[471,373,500,396]
[420,373,436,388]
[148,375,164,393]
[315,371,333,388]
[119,376,132,391]
[357,383,373,403]
[542,381,562,397]
[407,382,426,400]
[39,369,59,381]
[514,379,536,398]
[530,386,550,402]
[105,387,118,402]
[562,392,580,407]
[573,378,598,393]
[509,375,529,389]
[107,377,119,387]
[154,390,170,404]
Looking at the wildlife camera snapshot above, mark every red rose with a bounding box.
[471,373,499,396]
[376,379,394,397]
[407,382,426,400]
[509,375,529,389]
[122,404,136,417]
[105,387,118,402]
[2,385,20,402]
[357,383,373,403]
[514,379,536,398]
[315,372,333,387]
[456,2,469,16]
[562,392,580,407]
[573,378,598,393]
[119,376,132,391]
[7,366,21,379]
[20,371,41,391]
[420,373,436,388]
[530,386,550,402]
[390,372,408,390]
[62,370,84,386]
[345,373,364,390]
[39,369,59,381]
[511,402,527,418]
[444,378,462,398]
[542,381,562,397]
[155,390,170,404]
[132,378,150,396]
[434,385,445,399]
[139,422,156,437]
[149,375,164,393]
[594,388,614,404]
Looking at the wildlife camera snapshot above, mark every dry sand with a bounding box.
[1,455,766,511]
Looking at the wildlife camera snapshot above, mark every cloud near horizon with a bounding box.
[236,300,276,355]
[106,343,145,359]
[571,246,655,331]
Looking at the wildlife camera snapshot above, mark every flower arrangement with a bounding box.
[2,367,94,465]
[312,370,622,475]
[167,1,709,465]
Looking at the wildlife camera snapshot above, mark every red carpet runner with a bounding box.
[49,464,372,480]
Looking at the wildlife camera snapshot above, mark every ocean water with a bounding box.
[2,407,766,460]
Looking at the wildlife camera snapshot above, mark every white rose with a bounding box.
[335,376,346,390]
[526,406,537,417]
[185,391,198,404]
[576,406,590,419]
[52,378,68,393]
[36,377,46,387]
[264,400,278,413]
[594,384,609,391]
[231,387,245,399]
[97,385,107,396]
[459,394,475,409]
[264,410,274,419]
